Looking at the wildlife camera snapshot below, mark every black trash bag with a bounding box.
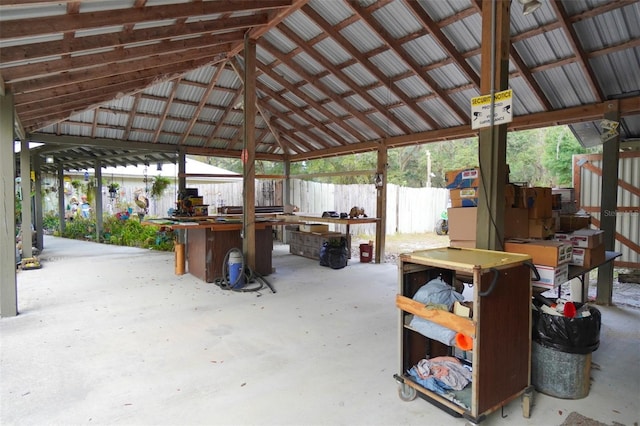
[319,237,349,269]
[532,304,601,354]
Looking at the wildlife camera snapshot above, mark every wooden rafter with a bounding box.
[549,0,604,102]
[0,16,265,65]
[258,38,388,138]
[153,78,181,144]
[404,0,480,88]
[179,63,226,145]
[122,93,142,141]
[348,1,469,124]
[0,1,292,39]
[257,81,344,147]
[302,4,440,130]
[275,23,412,135]
[256,62,364,141]
[2,32,243,84]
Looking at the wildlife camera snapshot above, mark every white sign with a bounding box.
[470,89,513,130]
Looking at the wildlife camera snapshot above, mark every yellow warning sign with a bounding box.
[470,89,513,130]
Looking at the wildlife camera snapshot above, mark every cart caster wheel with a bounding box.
[398,384,417,402]
[522,389,533,418]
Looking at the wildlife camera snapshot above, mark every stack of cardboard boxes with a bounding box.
[446,168,606,291]
[447,167,529,248]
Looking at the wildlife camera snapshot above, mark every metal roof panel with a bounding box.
[402,35,448,65]
[283,10,323,41]
[415,0,473,22]
[307,0,354,26]
[368,50,410,78]
[339,20,384,53]
[396,75,433,98]
[371,1,423,39]
[313,37,352,66]
[342,62,378,87]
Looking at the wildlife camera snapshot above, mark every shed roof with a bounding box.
[2,0,639,172]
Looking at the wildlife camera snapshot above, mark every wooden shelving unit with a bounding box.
[394,247,534,424]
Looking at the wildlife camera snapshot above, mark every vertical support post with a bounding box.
[243,36,257,270]
[597,101,620,305]
[375,145,387,263]
[283,159,291,208]
[282,159,291,243]
[0,91,18,317]
[95,160,103,242]
[20,139,33,259]
[33,154,44,251]
[476,0,510,251]
[178,148,186,194]
[58,163,66,235]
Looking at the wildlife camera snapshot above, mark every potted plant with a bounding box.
[108,182,120,199]
[150,175,171,199]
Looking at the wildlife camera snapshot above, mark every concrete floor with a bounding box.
[2,236,639,426]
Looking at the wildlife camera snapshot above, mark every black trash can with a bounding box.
[531,304,601,399]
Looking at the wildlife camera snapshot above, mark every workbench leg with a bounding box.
[174,229,186,275]
[175,243,185,275]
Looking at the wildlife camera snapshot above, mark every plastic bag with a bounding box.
[532,304,601,354]
[409,277,465,346]
[319,238,349,269]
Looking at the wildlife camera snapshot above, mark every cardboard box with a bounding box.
[505,239,573,267]
[505,208,529,238]
[299,223,329,233]
[445,167,479,189]
[450,240,476,248]
[447,207,478,241]
[527,187,552,219]
[553,211,561,231]
[532,263,569,290]
[513,185,528,209]
[558,215,591,232]
[570,229,604,248]
[571,244,606,268]
[528,217,555,239]
[449,188,478,207]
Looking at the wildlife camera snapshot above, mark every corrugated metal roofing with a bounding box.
[0,0,637,171]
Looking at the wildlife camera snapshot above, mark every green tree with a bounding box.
[542,126,588,187]
[506,129,546,185]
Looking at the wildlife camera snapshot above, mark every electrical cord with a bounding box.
[212,247,276,294]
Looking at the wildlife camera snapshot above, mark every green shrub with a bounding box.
[43,213,59,231]
[61,215,173,251]
[63,217,95,240]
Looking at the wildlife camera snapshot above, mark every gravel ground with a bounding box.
[351,232,450,264]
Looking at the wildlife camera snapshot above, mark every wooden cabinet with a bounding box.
[187,226,273,282]
[395,247,534,423]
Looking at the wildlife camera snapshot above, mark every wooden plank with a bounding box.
[396,295,475,338]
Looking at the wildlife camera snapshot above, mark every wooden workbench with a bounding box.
[144,218,282,282]
[276,214,381,262]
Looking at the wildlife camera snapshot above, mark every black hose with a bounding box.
[479,267,500,297]
[213,247,276,294]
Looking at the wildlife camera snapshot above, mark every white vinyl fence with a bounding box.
[44,177,449,236]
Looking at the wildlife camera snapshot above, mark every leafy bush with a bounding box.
[63,217,95,240]
[100,216,174,251]
[43,213,60,232]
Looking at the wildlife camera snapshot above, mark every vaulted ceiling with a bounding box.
[2,0,639,172]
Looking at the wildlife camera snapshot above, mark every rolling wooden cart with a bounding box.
[394,247,535,424]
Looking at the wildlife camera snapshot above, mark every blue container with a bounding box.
[228,251,245,288]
